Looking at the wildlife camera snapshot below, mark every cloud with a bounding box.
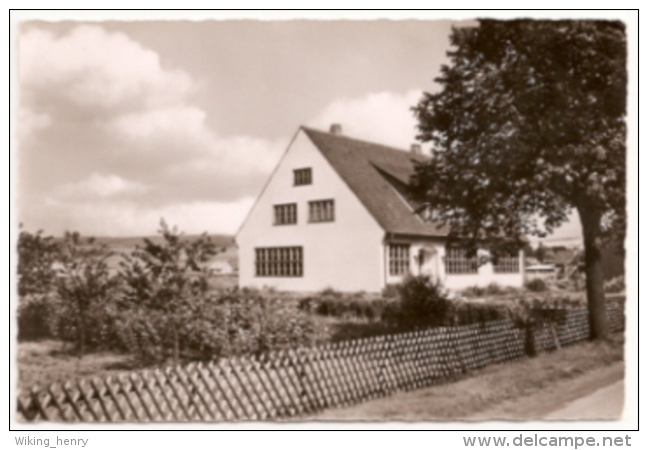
[19,26,193,115]
[29,197,255,236]
[308,90,425,150]
[17,107,52,140]
[58,173,149,199]
[18,24,285,235]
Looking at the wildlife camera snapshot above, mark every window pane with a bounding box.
[294,168,312,186]
[254,246,303,277]
[445,247,478,274]
[389,244,410,276]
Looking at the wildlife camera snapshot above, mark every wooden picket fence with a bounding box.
[16,303,624,422]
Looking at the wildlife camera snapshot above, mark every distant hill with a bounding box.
[91,234,237,273]
[94,234,235,249]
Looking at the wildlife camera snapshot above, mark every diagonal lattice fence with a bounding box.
[16,303,624,422]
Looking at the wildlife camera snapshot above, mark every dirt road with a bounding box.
[544,379,624,421]
[308,358,624,422]
[467,362,624,421]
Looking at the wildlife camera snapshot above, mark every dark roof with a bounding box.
[302,126,449,237]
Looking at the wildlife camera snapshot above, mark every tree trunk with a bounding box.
[578,207,611,341]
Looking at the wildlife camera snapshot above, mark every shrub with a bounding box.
[381,284,400,299]
[17,294,57,341]
[525,278,548,292]
[383,275,452,329]
[297,290,386,320]
[450,301,515,326]
[485,282,505,296]
[114,289,318,363]
[553,279,571,290]
[462,283,506,298]
[461,285,486,298]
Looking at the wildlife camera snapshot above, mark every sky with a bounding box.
[15,16,583,243]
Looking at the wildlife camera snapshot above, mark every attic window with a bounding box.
[309,199,335,223]
[274,203,297,225]
[294,168,312,186]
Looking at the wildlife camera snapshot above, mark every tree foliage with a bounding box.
[17,225,59,297]
[54,232,117,358]
[118,219,219,363]
[411,20,626,339]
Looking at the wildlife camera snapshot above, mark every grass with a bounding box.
[16,340,146,391]
[311,334,624,421]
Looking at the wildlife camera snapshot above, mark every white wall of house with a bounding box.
[384,241,524,291]
[236,130,386,292]
[384,240,445,285]
[438,247,525,291]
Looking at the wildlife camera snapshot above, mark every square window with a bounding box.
[274,203,297,225]
[294,168,312,186]
[308,199,335,222]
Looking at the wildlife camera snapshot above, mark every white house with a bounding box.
[236,125,524,293]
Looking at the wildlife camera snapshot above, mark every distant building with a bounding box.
[554,249,583,279]
[236,124,524,292]
[207,259,234,275]
[525,264,556,280]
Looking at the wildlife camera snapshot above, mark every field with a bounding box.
[96,234,239,276]
[16,340,138,391]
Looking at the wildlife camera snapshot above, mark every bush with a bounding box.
[525,278,548,292]
[381,284,400,299]
[17,294,57,341]
[297,290,386,320]
[383,275,452,329]
[451,301,516,326]
[553,279,571,290]
[49,295,125,353]
[461,285,487,298]
[114,290,318,363]
[461,283,507,298]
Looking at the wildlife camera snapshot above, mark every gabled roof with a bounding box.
[301,126,449,238]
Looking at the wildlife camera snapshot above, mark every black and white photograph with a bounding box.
[9,9,637,435]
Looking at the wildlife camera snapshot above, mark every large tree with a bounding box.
[411,20,626,340]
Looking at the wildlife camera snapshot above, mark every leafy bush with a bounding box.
[18,227,59,297]
[604,276,625,293]
[525,278,548,292]
[460,285,487,298]
[17,294,58,341]
[298,290,387,320]
[113,289,318,363]
[461,283,507,298]
[383,275,452,329]
[553,279,571,290]
[381,284,400,299]
[51,232,119,358]
[451,301,517,326]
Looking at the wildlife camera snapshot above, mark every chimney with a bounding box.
[329,123,342,136]
[410,143,422,156]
